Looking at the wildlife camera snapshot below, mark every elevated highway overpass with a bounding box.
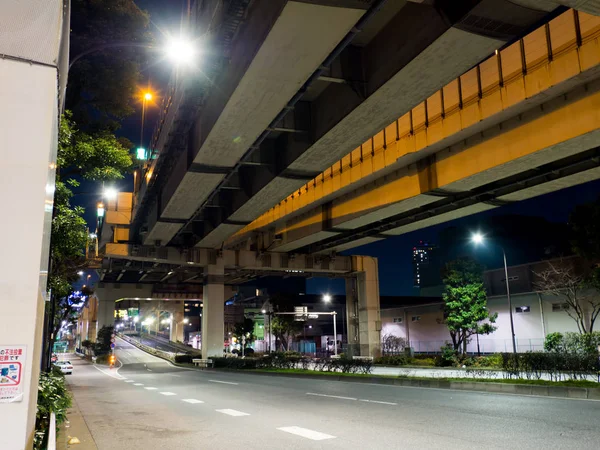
[96,2,600,360]
[133,0,564,250]
[227,9,600,254]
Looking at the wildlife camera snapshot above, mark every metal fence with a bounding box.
[380,338,546,355]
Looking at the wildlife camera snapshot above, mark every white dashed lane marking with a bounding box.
[306,393,357,401]
[359,399,397,406]
[209,380,238,385]
[182,399,204,404]
[144,387,158,391]
[277,426,336,441]
[133,383,144,386]
[124,380,135,383]
[307,392,397,405]
[160,392,177,396]
[216,409,249,417]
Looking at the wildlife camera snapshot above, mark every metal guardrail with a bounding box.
[117,333,181,362]
[48,412,56,450]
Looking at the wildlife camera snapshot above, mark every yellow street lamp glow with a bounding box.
[143,92,153,101]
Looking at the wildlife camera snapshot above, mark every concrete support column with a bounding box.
[170,310,185,343]
[202,260,225,359]
[96,294,116,333]
[352,256,381,357]
[345,278,359,353]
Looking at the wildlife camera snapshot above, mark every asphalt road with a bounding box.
[66,338,600,450]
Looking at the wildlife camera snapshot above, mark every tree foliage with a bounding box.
[67,0,151,127]
[570,197,600,261]
[442,257,497,354]
[534,259,600,334]
[233,318,255,350]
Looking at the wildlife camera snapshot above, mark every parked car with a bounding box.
[54,360,73,375]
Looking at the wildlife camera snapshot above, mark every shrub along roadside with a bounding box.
[501,352,600,381]
[210,353,373,374]
[34,367,72,450]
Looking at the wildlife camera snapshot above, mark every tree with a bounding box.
[533,259,600,334]
[442,258,497,354]
[43,115,133,369]
[267,292,303,351]
[270,317,302,352]
[233,318,255,352]
[95,326,114,356]
[570,197,600,261]
[67,0,151,128]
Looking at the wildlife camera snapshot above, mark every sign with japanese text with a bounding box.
[0,345,26,403]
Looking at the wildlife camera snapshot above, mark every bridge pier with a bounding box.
[93,283,153,334]
[346,256,381,357]
[202,260,225,358]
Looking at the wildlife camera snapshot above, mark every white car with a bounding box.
[54,360,73,375]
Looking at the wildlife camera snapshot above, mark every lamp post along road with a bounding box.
[471,233,517,355]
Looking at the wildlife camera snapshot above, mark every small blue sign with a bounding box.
[110,343,115,349]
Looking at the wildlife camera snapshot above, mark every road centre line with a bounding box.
[306,392,397,405]
[306,393,357,401]
[209,380,239,385]
[277,426,336,441]
[359,399,398,405]
[216,409,249,417]
[182,399,204,404]
[160,392,177,396]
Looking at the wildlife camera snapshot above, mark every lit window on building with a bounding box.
[515,306,530,313]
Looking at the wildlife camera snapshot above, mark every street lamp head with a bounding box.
[77,271,84,276]
[143,92,153,101]
[103,187,118,201]
[471,232,484,245]
[261,309,266,314]
[323,294,332,303]
[133,316,139,323]
[166,38,196,65]
[183,318,189,324]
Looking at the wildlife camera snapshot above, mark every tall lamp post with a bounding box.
[471,233,517,355]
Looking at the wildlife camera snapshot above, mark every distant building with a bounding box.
[412,241,440,288]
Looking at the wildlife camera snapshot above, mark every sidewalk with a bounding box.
[58,360,98,450]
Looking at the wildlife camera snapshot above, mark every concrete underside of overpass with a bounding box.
[139,0,559,251]
[96,246,382,357]
[225,9,600,254]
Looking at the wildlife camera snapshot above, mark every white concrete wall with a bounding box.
[381,293,589,354]
[0,2,64,446]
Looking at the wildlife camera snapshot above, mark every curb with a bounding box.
[235,370,600,400]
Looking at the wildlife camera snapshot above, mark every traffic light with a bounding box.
[109,355,116,366]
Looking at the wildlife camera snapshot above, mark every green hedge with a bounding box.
[501,352,600,381]
[211,353,373,374]
[34,368,72,449]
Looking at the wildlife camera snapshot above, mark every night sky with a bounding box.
[74,0,600,298]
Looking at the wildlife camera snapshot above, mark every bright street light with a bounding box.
[143,92,153,101]
[471,232,484,244]
[77,271,84,276]
[261,309,266,314]
[183,318,189,324]
[103,187,118,201]
[133,317,139,323]
[471,232,517,356]
[166,38,196,65]
[323,294,332,303]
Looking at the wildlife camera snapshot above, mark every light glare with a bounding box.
[471,233,484,245]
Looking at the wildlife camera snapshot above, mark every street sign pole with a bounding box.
[333,312,337,356]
